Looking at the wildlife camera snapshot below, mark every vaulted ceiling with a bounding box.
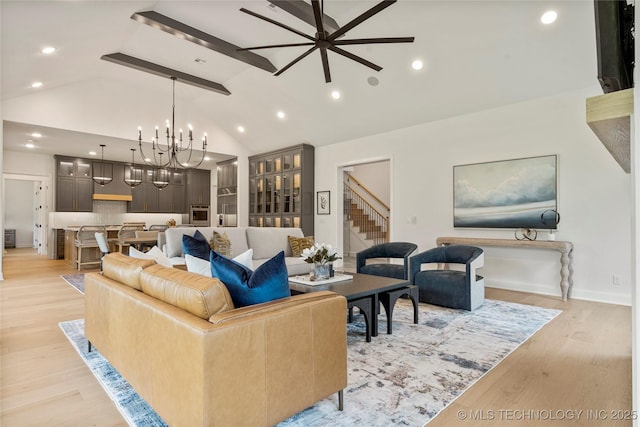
[2,1,599,165]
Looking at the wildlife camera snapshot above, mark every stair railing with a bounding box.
[343,176,389,245]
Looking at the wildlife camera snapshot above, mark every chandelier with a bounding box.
[136,76,208,189]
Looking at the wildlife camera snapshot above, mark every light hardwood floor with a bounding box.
[1,252,632,426]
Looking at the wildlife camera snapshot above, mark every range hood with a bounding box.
[93,163,133,201]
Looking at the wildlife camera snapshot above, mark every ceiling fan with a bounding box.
[239,0,415,83]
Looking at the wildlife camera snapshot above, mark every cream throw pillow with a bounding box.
[129,246,173,268]
[288,235,314,257]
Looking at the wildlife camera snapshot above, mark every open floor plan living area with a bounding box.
[1,0,638,426]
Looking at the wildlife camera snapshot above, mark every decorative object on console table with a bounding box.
[301,243,341,281]
[317,190,330,215]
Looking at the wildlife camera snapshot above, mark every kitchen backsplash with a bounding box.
[48,201,188,228]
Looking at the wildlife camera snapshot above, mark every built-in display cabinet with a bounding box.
[249,144,314,236]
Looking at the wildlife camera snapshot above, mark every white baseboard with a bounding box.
[486,279,631,306]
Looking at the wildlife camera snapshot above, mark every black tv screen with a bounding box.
[453,155,558,230]
[594,0,634,93]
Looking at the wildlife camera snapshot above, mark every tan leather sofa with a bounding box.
[85,253,347,427]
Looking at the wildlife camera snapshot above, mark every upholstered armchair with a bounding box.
[410,245,484,311]
[356,242,418,280]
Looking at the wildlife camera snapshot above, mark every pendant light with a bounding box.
[92,144,113,186]
[124,148,143,188]
[152,153,170,190]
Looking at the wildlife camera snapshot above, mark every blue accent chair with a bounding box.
[356,242,418,280]
[410,245,484,311]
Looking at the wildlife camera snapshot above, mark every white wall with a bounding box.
[351,161,391,206]
[4,179,34,247]
[315,87,631,305]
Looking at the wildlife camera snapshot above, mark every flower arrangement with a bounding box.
[301,243,341,265]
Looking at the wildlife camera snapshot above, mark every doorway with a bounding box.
[3,174,49,256]
[340,160,391,263]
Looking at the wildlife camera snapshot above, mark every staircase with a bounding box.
[344,176,389,250]
[348,202,387,243]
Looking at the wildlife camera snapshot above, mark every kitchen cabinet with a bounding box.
[55,156,93,212]
[128,168,185,213]
[217,159,237,226]
[249,144,314,236]
[186,169,211,206]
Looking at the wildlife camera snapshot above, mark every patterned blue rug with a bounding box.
[60,299,560,426]
[61,274,85,294]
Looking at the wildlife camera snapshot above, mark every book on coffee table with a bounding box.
[289,273,353,286]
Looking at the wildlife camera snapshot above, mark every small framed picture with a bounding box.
[317,191,330,215]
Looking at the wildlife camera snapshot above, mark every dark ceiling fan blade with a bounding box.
[328,46,382,72]
[237,42,315,52]
[267,0,340,33]
[311,0,325,35]
[274,46,318,76]
[319,48,332,83]
[130,11,276,73]
[334,36,415,45]
[329,0,397,41]
[240,7,315,42]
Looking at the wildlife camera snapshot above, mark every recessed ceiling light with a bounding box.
[412,59,424,70]
[31,81,43,88]
[89,151,97,156]
[541,10,557,25]
[25,143,36,149]
[204,156,211,161]
[331,90,341,100]
[41,46,56,55]
[237,125,245,133]
[31,132,42,138]
[277,111,286,120]
[367,76,379,86]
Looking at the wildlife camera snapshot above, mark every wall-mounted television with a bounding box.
[453,155,558,230]
[594,0,634,93]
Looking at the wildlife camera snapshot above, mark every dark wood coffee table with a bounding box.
[289,272,416,342]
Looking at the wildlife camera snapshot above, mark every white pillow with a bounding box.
[185,249,254,278]
[233,248,254,270]
[185,254,212,277]
[129,246,173,269]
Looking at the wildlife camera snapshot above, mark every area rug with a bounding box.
[60,299,560,426]
[61,273,85,294]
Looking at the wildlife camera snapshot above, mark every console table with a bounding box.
[436,237,574,301]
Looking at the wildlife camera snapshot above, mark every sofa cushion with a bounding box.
[288,235,314,257]
[182,230,210,260]
[102,252,156,291]
[246,227,304,259]
[210,250,290,307]
[140,264,234,319]
[209,231,232,257]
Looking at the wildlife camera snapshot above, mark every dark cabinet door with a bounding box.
[75,178,94,212]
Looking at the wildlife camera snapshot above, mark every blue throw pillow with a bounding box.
[210,250,290,307]
[182,230,210,260]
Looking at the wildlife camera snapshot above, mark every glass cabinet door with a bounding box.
[292,172,301,214]
[249,178,257,214]
[76,160,91,178]
[58,160,75,176]
[264,176,274,213]
[256,177,264,213]
[274,175,281,213]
